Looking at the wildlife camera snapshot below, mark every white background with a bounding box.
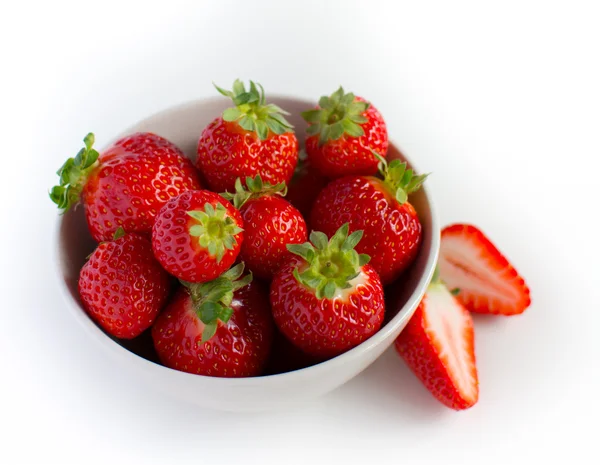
[1,1,599,464]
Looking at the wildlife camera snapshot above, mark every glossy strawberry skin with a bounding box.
[82,132,201,242]
[310,176,422,285]
[152,190,244,283]
[78,234,172,339]
[394,286,479,410]
[152,281,274,377]
[239,196,308,280]
[197,118,299,193]
[305,98,388,179]
[270,259,385,358]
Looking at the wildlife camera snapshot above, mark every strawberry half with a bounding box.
[439,224,531,315]
[395,278,479,410]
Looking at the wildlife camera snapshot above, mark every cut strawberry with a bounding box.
[395,280,479,410]
[439,224,531,315]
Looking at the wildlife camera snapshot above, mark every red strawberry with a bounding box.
[270,223,385,358]
[439,224,531,315]
[197,80,299,192]
[285,151,329,224]
[301,87,388,179]
[152,190,244,283]
[222,175,308,280]
[50,132,201,242]
[152,264,273,377]
[310,155,427,285]
[394,277,479,410]
[78,229,172,339]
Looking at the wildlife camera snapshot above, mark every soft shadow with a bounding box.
[332,347,451,423]
[471,312,513,331]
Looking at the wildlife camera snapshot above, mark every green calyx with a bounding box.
[372,151,429,205]
[113,227,126,240]
[301,86,370,146]
[49,132,99,212]
[181,263,252,342]
[187,203,243,263]
[214,79,294,141]
[286,223,370,300]
[220,174,287,209]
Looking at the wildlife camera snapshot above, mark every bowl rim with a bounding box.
[52,97,440,386]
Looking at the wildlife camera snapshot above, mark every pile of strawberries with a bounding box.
[50,80,530,410]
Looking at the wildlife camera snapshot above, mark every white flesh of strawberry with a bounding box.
[439,234,521,310]
[332,268,369,302]
[423,284,478,402]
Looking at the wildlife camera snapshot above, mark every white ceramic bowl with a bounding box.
[54,97,440,412]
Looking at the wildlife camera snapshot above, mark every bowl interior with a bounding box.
[57,96,437,376]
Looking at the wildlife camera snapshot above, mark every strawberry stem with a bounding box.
[372,151,429,205]
[181,263,252,342]
[215,79,294,141]
[220,174,287,209]
[187,202,243,263]
[287,223,370,300]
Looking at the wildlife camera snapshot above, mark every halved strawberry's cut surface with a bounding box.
[395,282,479,410]
[439,224,531,315]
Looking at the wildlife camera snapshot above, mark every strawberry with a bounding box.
[50,132,201,242]
[285,151,329,225]
[152,264,273,377]
[439,224,531,315]
[221,175,308,280]
[310,155,427,285]
[196,80,299,192]
[152,190,244,283]
[394,275,479,410]
[78,229,172,339]
[270,223,385,358]
[301,87,388,179]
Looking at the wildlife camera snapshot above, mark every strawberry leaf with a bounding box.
[341,230,363,251]
[220,174,287,209]
[202,323,218,343]
[375,150,429,205]
[256,120,269,141]
[341,119,364,137]
[289,223,369,301]
[302,88,371,145]
[395,188,408,204]
[223,107,242,122]
[185,263,253,342]
[215,79,294,139]
[49,132,100,213]
[301,109,321,123]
